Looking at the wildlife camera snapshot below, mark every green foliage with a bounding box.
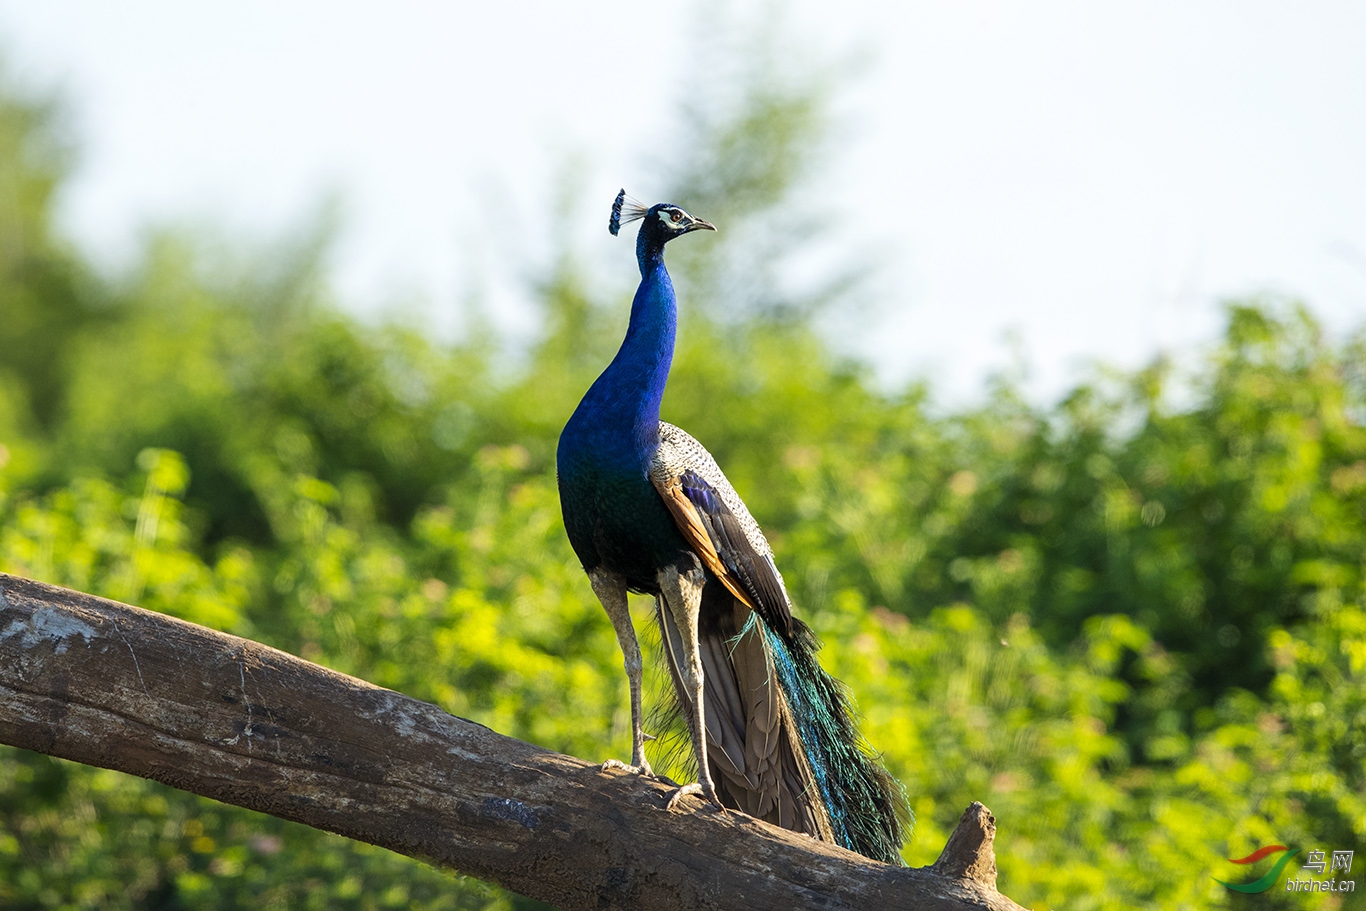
[2,33,1364,911]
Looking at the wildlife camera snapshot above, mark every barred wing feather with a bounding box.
[649,422,794,637]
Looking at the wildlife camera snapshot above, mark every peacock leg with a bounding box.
[588,568,654,777]
[657,563,723,812]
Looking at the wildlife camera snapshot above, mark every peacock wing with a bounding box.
[649,422,794,637]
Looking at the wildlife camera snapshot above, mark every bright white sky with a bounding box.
[1,1,1363,404]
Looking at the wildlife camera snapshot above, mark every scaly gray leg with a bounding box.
[588,568,653,777]
[657,563,723,812]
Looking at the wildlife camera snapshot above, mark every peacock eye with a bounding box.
[671,211,682,222]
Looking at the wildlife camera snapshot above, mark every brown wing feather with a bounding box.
[653,474,758,611]
[650,424,795,635]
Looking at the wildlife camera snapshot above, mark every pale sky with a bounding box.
[1,1,1363,403]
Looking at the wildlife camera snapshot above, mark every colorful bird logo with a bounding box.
[1214,844,1300,893]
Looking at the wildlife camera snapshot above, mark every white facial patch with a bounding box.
[657,208,688,228]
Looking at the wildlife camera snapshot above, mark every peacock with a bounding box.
[555,190,908,864]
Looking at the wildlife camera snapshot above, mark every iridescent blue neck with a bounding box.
[567,238,675,457]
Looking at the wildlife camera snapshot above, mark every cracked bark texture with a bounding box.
[0,572,1027,911]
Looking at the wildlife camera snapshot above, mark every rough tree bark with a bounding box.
[0,572,1027,911]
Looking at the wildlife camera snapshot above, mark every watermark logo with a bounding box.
[1214,844,1355,894]
[1285,849,1355,894]
[1214,845,1299,894]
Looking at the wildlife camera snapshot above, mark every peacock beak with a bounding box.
[685,217,717,233]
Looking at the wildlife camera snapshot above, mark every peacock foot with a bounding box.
[665,781,725,813]
[601,758,655,777]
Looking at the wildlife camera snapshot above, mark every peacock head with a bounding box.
[609,189,715,243]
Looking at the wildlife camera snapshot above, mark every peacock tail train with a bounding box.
[655,588,909,864]
[763,617,910,864]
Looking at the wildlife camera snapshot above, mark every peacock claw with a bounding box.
[601,758,655,778]
[665,781,726,813]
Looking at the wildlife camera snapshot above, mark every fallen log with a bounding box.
[0,571,1025,910]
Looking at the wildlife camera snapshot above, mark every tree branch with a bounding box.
[0,572,1026,910]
